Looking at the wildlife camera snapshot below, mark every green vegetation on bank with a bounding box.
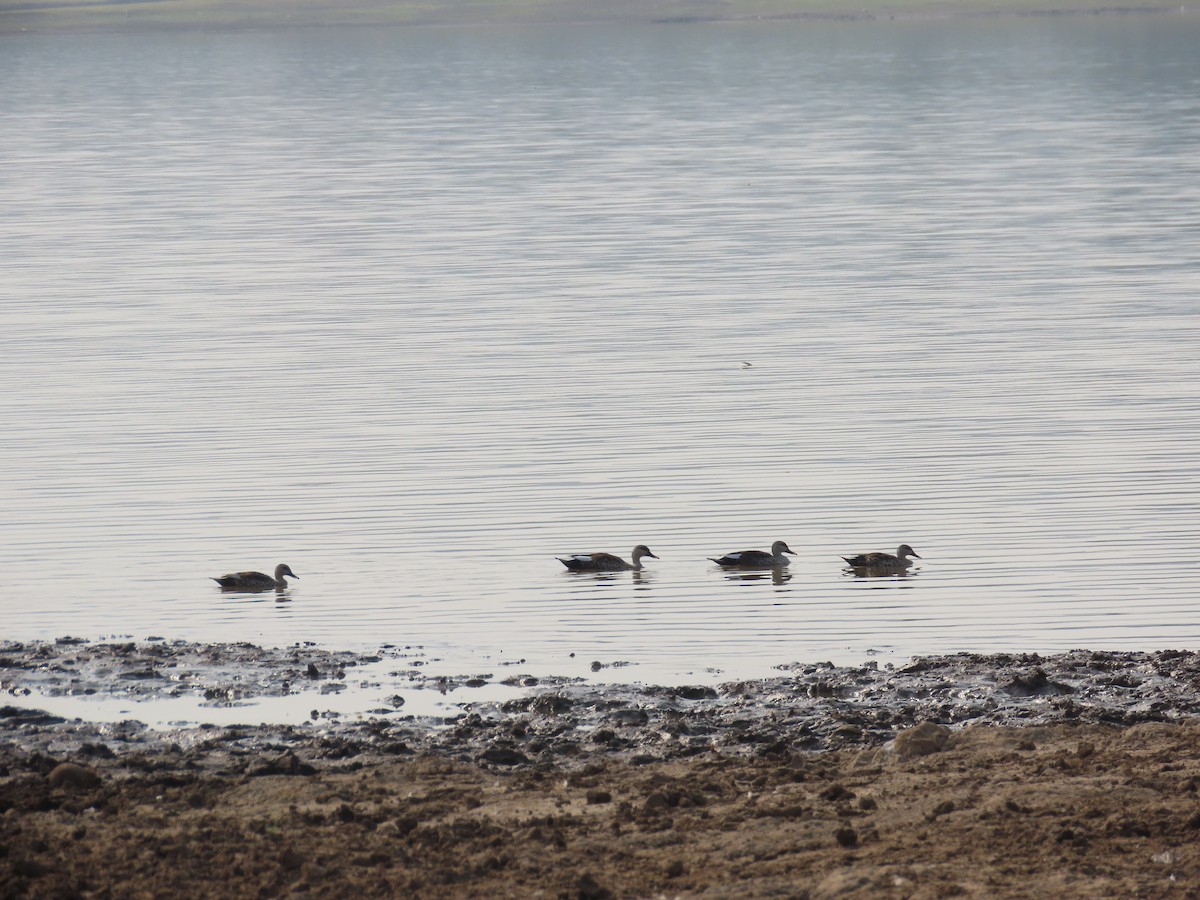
[1,0,1185,35]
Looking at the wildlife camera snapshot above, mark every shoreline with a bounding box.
[5,640,1200,895]
[7,639,1200,757]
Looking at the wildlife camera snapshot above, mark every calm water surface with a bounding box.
[3,18,1200,692]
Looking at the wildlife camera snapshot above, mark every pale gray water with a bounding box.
[3,17,1200,687]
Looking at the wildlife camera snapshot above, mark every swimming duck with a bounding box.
[213,563,298,591]
[709,540,796,568]
[558,545,659,572]
[842,545,921,571]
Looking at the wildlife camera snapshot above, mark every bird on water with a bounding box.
[709,540,796,568]
[212,563,298,591]
[842,544,921,572]
[558,545,659,572]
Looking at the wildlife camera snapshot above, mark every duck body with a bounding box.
[842,544,921,572]
[710,540,796,569]
[213,563,298,591]
[558,545,658,572]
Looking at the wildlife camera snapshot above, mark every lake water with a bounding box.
[3,16,1200,694]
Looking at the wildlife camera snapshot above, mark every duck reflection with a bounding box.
[560,568,656,591]
[722,568,792,586]
[221,590,294,604]
[844,566,919,581]
[219,586,294,604]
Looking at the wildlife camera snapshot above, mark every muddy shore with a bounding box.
[5,641,1200,896]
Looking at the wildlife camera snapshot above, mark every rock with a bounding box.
[0,707,66,727]
[642,790,679,812]
[530,693,572,715]
[585,789,612,805]
[609,708,649,727]
[247,750,315,777]
[927,799,955,820]
[479,747,530,766]
[894,722,952,759]
[577,873,612,900]
[820,784,855,802]
[1002,669,1073,697]
[47,763,101,790]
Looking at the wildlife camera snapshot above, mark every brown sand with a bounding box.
[4,720,1200,898]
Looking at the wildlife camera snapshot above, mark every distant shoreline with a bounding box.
[1,0,1193,37]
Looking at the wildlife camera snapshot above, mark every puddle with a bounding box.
[0,638,545,727]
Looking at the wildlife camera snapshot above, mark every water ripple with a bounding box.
[2,20,1199,679]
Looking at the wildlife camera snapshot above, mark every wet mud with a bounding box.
[6,640,1200,763]
[5,641,1200,897]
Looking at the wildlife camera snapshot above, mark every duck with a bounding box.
[842,544,921,572]
[212,563,298,591]
[558,545,659,572]
[709,540,796,568]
